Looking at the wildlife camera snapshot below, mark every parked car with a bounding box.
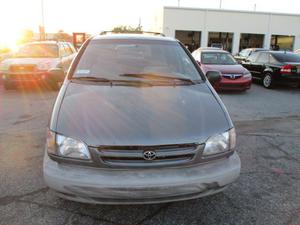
[43,34,240,204]
[0,41,77,90]
[295,49,300,54]
[234,48,268,63]
[211,43,223,49]
[192,48,252,91]
[242,51,300,88]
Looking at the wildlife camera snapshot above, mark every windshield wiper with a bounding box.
[119,73,198,84]
[72,76,112,82]
[71,76,153,86]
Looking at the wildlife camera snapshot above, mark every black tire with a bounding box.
[262,73,275,89]
[3,81,15,90]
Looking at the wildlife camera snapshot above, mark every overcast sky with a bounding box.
[0,0,300,42]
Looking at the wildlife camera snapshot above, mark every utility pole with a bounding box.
[254,3,257,11]
[41,0,45,28]
[219,0,222,9]
[178,0,180,7]
[138,17,142,30]
[40,0,46,40]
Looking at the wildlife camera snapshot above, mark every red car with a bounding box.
[192,48,252,91]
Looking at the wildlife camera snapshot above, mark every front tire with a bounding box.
[262,73,275,89]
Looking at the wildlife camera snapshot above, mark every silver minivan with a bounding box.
[44,33,240,204]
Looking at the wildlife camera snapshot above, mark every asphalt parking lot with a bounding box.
[0,84,300,225]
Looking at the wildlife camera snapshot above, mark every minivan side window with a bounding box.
[247,52,259,62]
[68,43,77,53]
[256,53,269,64]
[59,44,67,57]
[64,43,73,56]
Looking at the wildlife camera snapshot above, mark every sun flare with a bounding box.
[0,31,20,50]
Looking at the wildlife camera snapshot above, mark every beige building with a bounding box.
[152,7,300,54]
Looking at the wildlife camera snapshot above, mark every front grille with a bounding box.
[95,143,204,168]
[222,74,242,80]
[9,64,36,73]
[220,83,247,89]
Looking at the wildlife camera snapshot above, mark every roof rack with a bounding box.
[99,31,165,37]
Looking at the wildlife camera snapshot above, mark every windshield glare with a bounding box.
[202,52,237,65]
[73,39,201,81]
[14,44,59,58]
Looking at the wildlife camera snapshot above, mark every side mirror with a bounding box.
[48,68,65,82]
[206,71,221,85]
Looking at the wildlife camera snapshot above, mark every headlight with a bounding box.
[203,128,236,156]
[46,130,91,160]
[243,71,252,79]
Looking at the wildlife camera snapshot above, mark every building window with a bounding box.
[175,30,201,52]
[239,33,264,51]
[271,35,294,51]
[208,32,233,52]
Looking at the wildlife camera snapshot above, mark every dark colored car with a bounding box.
[192,48,252,91]
[43,34,240,204]
[242,51,300,88]
[235,48,268,63]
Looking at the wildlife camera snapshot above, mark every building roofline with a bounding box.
[164,6,300,17]
[93,34,176,42]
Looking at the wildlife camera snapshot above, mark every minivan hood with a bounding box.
[55,82,231,146]
[202,64,247,74]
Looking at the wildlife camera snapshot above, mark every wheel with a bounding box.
[3,81,16,90]
[262,73,275,89]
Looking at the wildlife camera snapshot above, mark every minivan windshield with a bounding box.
[14,44,59,58]
[201,52,237,65]
[72,39,202,81]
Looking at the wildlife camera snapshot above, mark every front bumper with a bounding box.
[2,72,49,83]
[215,77,252,91]
[43,152,241,204]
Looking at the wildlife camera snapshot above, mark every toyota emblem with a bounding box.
[143,150,157,161]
